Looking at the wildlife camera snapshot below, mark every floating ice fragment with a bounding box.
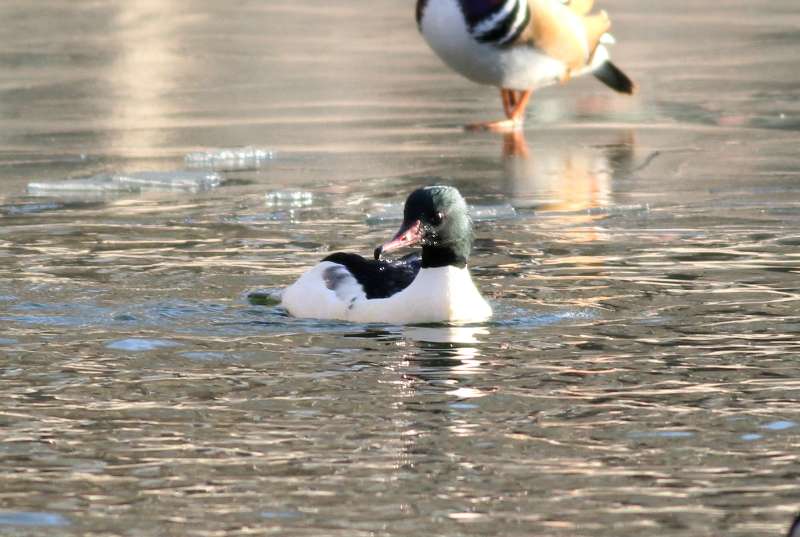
[181,352,230,362]
[628,430,694,439]
[27,171,223,198]
[366,203,517,225]
[106,338,182,352]
[585,204,650,216]
[365,203,401,224]
[265,190,314,208]
[740,433,763,442]
[114,171,222,191]
[449,402,479,410]
[470,204,517,221]
[0,202,62,215]
[761,420,796,431]
[185,146,274,170]
[0,512,69,527]
[228,212,296,223]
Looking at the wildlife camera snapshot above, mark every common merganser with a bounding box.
[281,186,492,324]
[416,0,636,131]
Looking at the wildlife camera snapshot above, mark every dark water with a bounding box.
[1,1,800,535]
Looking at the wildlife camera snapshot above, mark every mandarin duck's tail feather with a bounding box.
[593,60,636,94]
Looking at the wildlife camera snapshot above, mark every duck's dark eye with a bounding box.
[430,211,443,225]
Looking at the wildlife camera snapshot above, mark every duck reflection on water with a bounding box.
[345,323,488,373]
[501,124,636,244]
[405,324,488,366]
[385,325,493,461]
[502,128,635,212]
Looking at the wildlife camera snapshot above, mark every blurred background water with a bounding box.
[1,1,799,535]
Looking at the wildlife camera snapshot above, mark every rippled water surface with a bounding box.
[1,1,800,535]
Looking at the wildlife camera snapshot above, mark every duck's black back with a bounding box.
[323,252,420,300]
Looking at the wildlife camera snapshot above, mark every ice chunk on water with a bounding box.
[265,190,314,208]
[113,171,222,191]
[469,204,518,221]
[0,512,69,527]
[366,203,517,225]
[185,146,274,170]
[761,420,796,431]
[365,203,401,224]
[0,202,62,215]
[106,338,182,352]
[585,204,650,216]
[27,171,223,198]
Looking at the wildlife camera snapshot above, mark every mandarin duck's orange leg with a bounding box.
[501,89,513,118]
[509,90,532,123]
[466,89,533,132]
[506,89,519,115]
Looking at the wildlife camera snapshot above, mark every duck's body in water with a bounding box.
[281,186,492,324]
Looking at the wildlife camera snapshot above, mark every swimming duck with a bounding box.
[416,0,636,131]
[281,186,492,324]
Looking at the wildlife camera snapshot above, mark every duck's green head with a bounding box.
[375,185,472,268]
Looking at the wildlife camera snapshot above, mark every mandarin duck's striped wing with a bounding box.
[541,0,635,93]
[455,0,610,71]
[522,0,610,71]
[457,0,532,47]
[558,0,594,16]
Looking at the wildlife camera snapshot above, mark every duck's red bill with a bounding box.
[374,220,422,260]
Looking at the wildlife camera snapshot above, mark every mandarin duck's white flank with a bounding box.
[416,0,636,131]
[281,186,492,325]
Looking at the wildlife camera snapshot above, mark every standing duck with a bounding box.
[416,0,636,131]
[281,186,492,324]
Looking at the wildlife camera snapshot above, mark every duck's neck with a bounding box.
[421,246,468,269]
